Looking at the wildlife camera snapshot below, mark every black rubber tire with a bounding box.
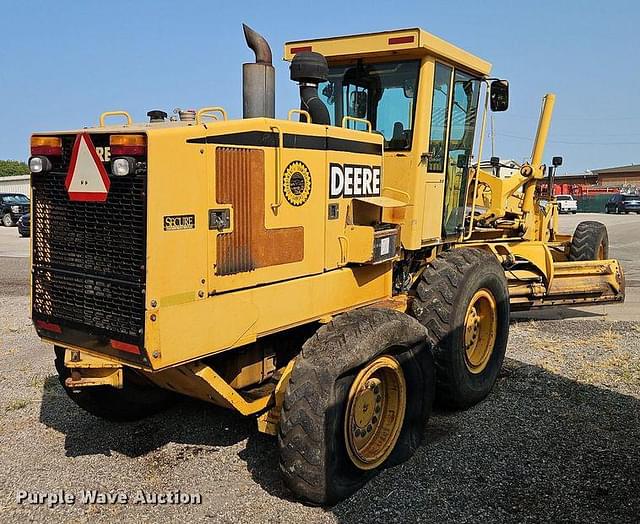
[410,248,509,409]
[2,213,14,227]
[568,221,609,261]
[278,308,434,505]
[54,347,174,422]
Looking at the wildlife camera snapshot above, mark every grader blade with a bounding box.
[510,259,625,310]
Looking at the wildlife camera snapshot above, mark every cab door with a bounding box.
[441,70,480,238]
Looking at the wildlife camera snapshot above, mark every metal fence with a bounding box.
[576,194,610,213]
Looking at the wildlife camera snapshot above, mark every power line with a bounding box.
[494,132,640,146]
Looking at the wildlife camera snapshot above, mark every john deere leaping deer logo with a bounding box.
[283,161,312,206]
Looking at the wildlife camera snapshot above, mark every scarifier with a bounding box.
[28,25,624,504]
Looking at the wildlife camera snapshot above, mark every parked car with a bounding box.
[555,194,578,214]
[0,193,30,226]
[605,194,640,214]
[17,213,30,237]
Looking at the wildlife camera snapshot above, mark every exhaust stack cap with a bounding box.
[242,23,272,65]
[242,23,275,119]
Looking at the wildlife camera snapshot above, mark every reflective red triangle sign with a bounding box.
[65,133,111,202]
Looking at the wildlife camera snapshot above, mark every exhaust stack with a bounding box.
[242,24,275,118]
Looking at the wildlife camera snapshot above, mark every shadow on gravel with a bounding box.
[510,307,606,322]
[39,376,255,458]
[39,359,640,522]
[330,358,640,523]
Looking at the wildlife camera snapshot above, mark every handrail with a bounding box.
[288,109,312,123]
[341,116,372,132]
[99,111,132,127]
[269,125,283,212]
[196,107,228,125]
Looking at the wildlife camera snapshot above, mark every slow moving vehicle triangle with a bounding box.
[65,133,111,202]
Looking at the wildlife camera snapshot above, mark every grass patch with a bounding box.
[5,399,29,412]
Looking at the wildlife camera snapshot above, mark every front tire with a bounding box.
[568,221,608,261]
[54,347,174,422]
[410,248,510,409]
[278,308,434,505]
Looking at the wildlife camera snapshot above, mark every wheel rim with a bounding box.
[597,242,605,260]
[463,289,498,374]
[2,215,11,226]
[344,354,406,470]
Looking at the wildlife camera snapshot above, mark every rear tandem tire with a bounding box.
[54,347,174,422]
[410,248,510,409]
[278,308,435,505]
[568,221,609,261]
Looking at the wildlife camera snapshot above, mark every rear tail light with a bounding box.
[31,136,62,156]
[110,134,146,156]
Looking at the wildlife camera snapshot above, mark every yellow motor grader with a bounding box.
[28,25,624,504]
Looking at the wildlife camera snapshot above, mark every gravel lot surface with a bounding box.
[1,217,639,523]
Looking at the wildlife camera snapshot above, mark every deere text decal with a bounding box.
[164,214,195,231]
[329,163,381,198]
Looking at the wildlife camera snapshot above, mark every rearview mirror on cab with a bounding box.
[490,80,509,112]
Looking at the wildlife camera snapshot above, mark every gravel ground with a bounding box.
[1,253,639,522]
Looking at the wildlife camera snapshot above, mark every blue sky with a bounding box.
[1,0,638,173]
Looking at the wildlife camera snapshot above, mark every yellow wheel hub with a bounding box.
[344,355,406,470]
[464,288,498,374]
[597,243,605,260]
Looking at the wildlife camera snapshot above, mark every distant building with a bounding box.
[555,164,640,187]
[0,175,30,195]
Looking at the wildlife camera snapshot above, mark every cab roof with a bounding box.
[284,27,491,76]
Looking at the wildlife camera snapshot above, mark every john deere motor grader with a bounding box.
[29,25,624,504]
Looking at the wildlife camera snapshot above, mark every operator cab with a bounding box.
[285,29,509,248]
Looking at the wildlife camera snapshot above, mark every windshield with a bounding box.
[623,195,640,200]
[1,194,29,204]
[556,195,572,201]
[319,60,420,150]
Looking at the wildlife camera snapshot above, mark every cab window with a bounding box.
[319,60,420,150]
[427,63,452,172]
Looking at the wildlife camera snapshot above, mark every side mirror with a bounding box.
[552,156,563,167]
[490,80,509,112]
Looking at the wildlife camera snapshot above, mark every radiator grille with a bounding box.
[31,133,146,343]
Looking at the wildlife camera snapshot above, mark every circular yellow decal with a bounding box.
[283,161,312,207]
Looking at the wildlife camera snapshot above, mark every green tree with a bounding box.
[0,160,29,177]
